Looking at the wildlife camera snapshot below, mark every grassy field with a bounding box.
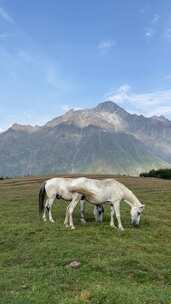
[0,176,171,304]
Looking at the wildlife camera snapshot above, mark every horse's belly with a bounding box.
[59,190,73,201]
[86,192,108,204]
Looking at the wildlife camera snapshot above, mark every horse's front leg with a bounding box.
[110,205,117,228]
[80,199,86,224]
[68,194,81,230]
[113,200,124,231]
[64,204,70,228]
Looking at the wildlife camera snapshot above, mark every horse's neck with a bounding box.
[123,187,140,208]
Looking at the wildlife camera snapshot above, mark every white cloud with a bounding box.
[61,105,82,113]
[144,13,160,39]
[98,40,116,49]
[117,84,131,93]
[152,14,160,24]
[0,7,14,23]
[97,40,116,54]
[62,105,72,113]
[149,106,171,117]
[105,84,171,118]
[145,29,154,38]
[164,27,171,40]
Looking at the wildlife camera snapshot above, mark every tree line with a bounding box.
[140,168,171,179]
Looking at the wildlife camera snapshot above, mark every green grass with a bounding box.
[0,176,171,304]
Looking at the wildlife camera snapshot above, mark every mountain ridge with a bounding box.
[3,101,171,133]
[0,101,171,177]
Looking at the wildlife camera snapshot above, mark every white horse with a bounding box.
[39,177,144,231]
[38,178,104,224]
[64,177,145,230]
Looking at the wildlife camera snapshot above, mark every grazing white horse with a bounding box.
[39,177,144,231]
[65,177,145,230]
[39,178,104,224]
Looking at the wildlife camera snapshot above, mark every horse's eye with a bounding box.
[137,212,141,216]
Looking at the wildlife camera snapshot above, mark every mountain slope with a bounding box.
[0,101,171,177]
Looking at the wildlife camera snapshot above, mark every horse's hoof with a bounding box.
[65,224,69,228]
[50,219,55,223]
[119,227,124,231]
[110,224,117,229]
[71,226,76,230]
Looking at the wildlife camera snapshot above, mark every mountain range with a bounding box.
[0,101,171,177]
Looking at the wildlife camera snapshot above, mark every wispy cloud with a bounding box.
[61,105,82,113]
[0,7,14,24]
[144,13,160,39]
[139,4,150,15]
[0,33,14,39]
[145,28,154,38]
[97,40,116,54]
[62,105,72,113]
[105,84,171,118]
[152,14,160,24]
[98,40,116,50]
[164,27,171,40]
[149,106,171,117]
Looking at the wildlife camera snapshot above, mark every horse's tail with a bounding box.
[39,181,46,216]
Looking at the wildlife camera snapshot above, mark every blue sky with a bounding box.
[0,0,171,131]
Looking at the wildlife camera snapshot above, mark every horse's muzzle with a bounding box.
[132,220,139,227]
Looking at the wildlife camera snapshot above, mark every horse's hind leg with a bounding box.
[43,199,49,222]
[44,197,55,223]
[42,199,49,222]
[42,206,47,222]
[48,197,56,223]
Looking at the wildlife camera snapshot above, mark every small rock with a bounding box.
[21,285,29,289]
[66,260,81,269]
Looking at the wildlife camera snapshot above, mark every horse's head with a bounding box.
[130,203,145,226]
[94,204,104,223]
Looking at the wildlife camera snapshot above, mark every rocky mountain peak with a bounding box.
[95,101,127,114]
[45,102,126,132]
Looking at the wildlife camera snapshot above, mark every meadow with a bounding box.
[0,175,171,304]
